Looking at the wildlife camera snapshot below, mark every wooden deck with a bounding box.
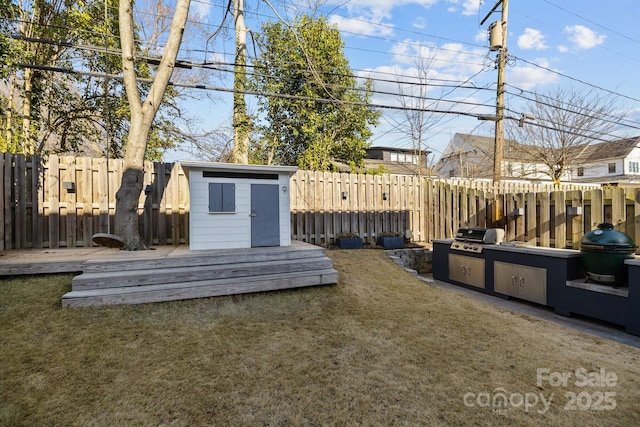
[0,241,338,307]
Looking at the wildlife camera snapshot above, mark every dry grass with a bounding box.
[1,249,639,426]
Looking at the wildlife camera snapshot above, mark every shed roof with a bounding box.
[180,161,298,175]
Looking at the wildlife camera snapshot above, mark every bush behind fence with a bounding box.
[2,153,638,252]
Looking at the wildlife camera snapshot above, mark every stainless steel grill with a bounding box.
[449,228,505,253]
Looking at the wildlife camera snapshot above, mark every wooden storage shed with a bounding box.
[181,162,297,251]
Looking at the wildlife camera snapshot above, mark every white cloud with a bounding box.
[517,28,548,50]
[564,25,606,49]
[446,0,481,16]
[461,0,481,16]
[412,17,427,30]
[190,1,211,18]
[329,14,394,37]
[389,39,487,81]
[327,0,438,19]
[475,29,488,44]
[557,45,569,53]
[508,58,559,90]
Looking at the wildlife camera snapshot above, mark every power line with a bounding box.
[541,0,640,45]
[510,55,640,103]
[505,85,640,130]
[16,62,495,119]
[8,34,493,101]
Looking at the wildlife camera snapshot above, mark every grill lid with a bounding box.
[580,223,637,250]
[454,227,504,244]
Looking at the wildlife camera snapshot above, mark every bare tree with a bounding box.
[506,87,627,183]
[115,0,190,250]
[391,50,445,177]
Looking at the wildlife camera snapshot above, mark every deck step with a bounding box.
[80,243,327,273]
[62,268,339,307]
[72,256,334,290]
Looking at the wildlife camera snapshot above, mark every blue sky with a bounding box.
[166,0,640,163]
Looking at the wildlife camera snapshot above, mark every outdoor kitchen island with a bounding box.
[433,239,640,336]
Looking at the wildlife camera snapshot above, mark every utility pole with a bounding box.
[481,0,509,182]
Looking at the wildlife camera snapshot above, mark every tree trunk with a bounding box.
[232,0,249,164]
[114,117,152,250]
[4,73,15,147]
[21,67,34,154]
[115,0,191,250]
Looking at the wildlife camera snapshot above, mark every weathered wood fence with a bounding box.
[1,153,188,250]
[2,153,638,253]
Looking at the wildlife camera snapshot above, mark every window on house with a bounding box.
[388,152,419,164]
[608,163,616,173]
[577,167,584,177]
[208,183,235,213]
[449,169,455,177]
[630,162,639,173]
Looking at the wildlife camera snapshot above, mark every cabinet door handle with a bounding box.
[511,275,518,286]
[465,266,471,276]
[460,265,466,275]
[519,277,525,287]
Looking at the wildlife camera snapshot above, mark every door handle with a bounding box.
[511,275,518,286]
[250,208,256,217]
[519,277,525,287]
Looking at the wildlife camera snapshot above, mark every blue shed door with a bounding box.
[251,184,280,247]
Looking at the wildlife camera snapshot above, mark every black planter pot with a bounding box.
[377,236,403,249]
[336,238,363,249]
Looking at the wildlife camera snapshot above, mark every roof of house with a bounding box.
[367,146,431,155]
[438,133,538,162]
[332,159,428,175]
[440,134,640,164]
[574,136,640,162]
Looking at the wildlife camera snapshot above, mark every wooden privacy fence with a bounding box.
[1,153,189,250]
[2,152,638,253]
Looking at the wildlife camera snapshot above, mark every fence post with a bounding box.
[538,192,550,247]
[551,191,566,248]
[14,155,26,248]
[611,187,626,233]
[1,153,10,250]
[525,192,536,245]
[568,190,583,249]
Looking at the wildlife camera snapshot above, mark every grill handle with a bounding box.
[580,243,638,252]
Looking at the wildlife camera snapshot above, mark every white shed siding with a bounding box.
[277,174,292,247]
[188,174,251,250]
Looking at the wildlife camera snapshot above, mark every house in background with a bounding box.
[434,133,553,181]
[434,133,640,185]
[363,146,432,175]
[335,146,433,176]
[570,136,640,185]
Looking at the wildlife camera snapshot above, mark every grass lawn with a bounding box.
[1,249,639,426]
